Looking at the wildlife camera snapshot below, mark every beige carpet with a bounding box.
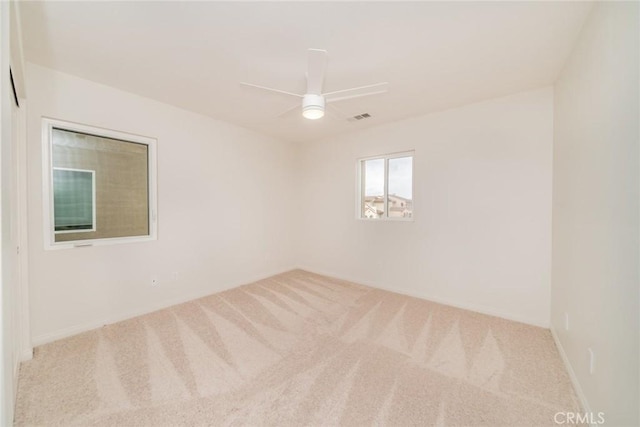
[15,270,582,426]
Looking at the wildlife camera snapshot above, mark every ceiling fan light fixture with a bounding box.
[302,94,325,120]
[302,107,324,120]
[240,49,388,122]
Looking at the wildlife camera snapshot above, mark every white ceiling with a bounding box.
[20,1,593,143]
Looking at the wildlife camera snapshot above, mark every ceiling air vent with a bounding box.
[348,113,372,122]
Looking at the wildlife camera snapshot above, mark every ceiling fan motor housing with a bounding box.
[302,94,325,119]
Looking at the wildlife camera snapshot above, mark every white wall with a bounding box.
[551,2,639,425]
[0,2,15,424]
[1,1,29,425]
[295,87,553,327]
[26,63,296,345]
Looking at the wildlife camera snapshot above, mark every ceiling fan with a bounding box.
[241,49,388,120]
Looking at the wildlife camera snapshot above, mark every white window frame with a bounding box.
[52,167,96,234]
[42,118,158,250]
[356,150,415,221]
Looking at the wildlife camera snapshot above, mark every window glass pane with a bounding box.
[53,169,94,231]
[52,127,149,243]
[362,158,385,218]
[388,156,413,218]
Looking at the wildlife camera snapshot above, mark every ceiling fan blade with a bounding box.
[307,49,327,95]
[240,82,303,98]
[277,103,301,118]
[325,103,350,121]
[326,90,387,103]
[323,82,388,102]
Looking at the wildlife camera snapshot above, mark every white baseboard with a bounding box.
[296,265,549,328]
[550,326,592,418]
[32,266,297,347]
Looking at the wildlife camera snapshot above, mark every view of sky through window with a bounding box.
[364,158,384,196]
[389,156,412,199]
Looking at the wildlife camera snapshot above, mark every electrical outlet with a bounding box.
[151,278,159,286]
[588,348,595,374]
[564,313,569,331]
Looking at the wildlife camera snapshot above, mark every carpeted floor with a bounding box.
[15,270,582,426]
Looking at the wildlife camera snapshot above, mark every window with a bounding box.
[42,119,157,248]
[53,168,95,233]
[359,151,413,220]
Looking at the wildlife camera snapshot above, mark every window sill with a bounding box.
[356,217,414,222]
[44,234,156,250]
